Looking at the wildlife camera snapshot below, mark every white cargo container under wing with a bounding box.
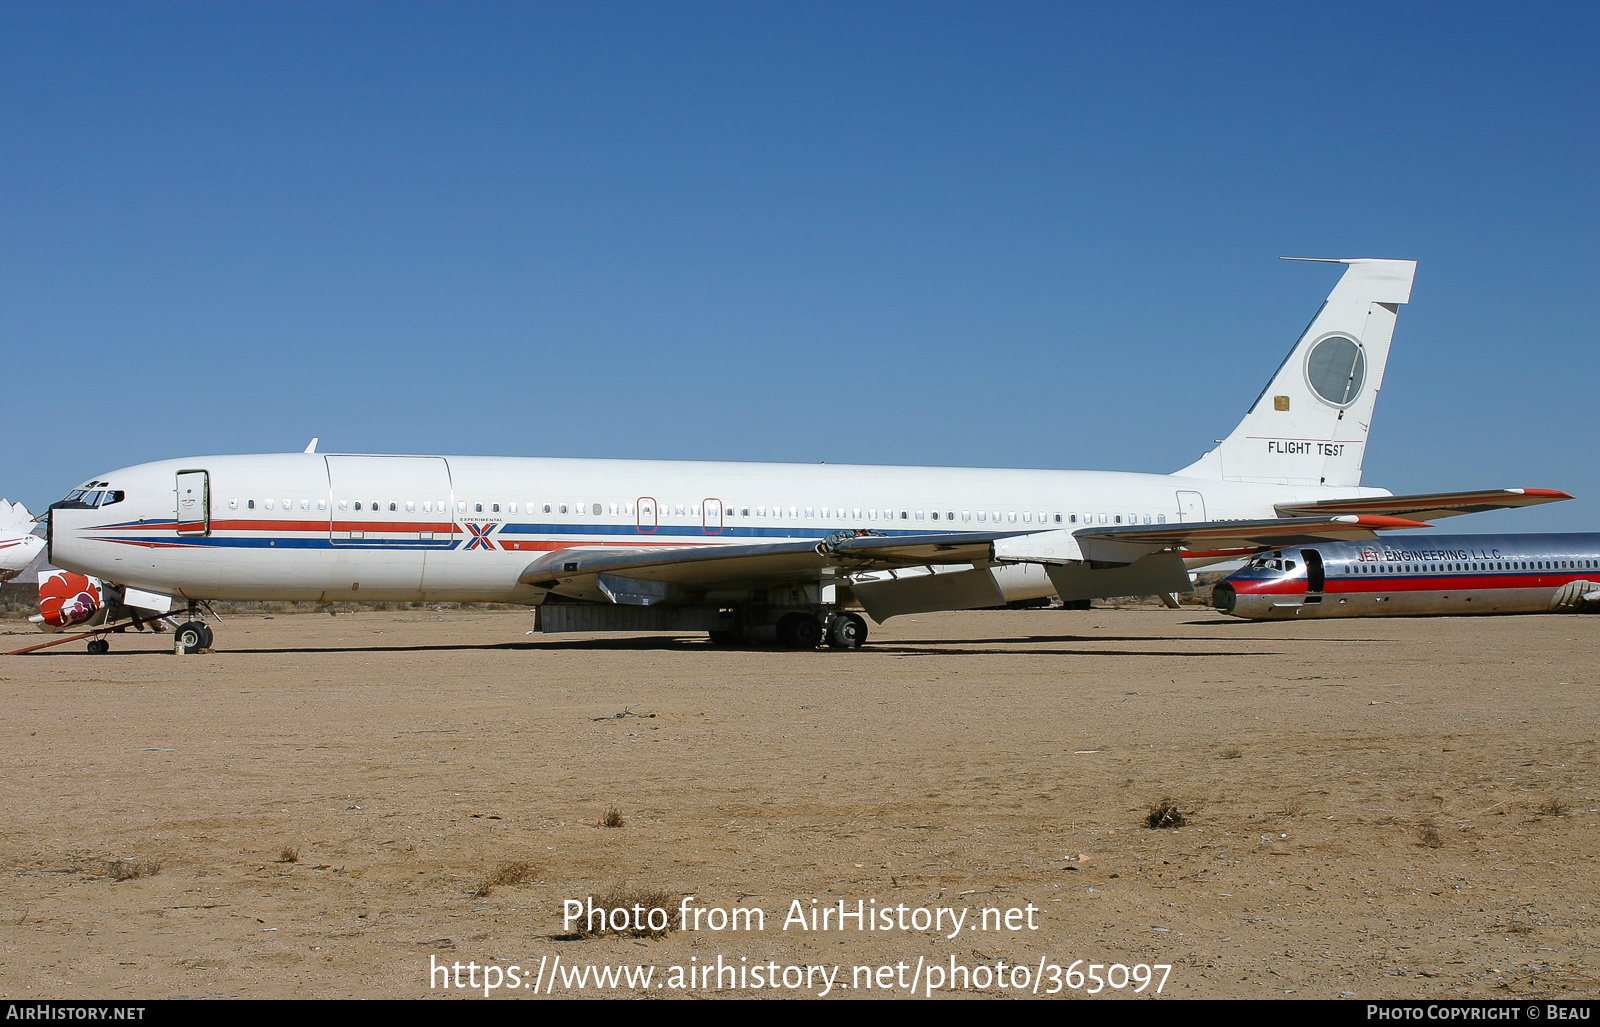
[34,259,1574,653]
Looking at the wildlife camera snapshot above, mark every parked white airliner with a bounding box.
[0,500,44,583]
[40,259,1570,652]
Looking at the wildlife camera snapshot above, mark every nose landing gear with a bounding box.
[174,620,213,655]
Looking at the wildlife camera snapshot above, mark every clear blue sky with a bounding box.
[3,2,1595,531]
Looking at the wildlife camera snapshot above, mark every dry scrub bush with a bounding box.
[1144,799,1189,829]
[474,860,537,898]
[106,858,161,881]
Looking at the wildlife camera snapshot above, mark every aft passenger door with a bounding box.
[1175,490,1207,523]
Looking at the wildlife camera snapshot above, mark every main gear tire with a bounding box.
[826,613,868,649]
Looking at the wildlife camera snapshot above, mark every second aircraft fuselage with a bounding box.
[1214,533,1600,618]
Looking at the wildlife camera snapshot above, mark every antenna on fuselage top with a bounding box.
[304,438,319,454]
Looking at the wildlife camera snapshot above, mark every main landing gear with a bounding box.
[716,611,869,650]
[825,612,868,649]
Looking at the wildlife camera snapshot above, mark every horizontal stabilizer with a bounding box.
[1071,514,1431,564]
[1273,487,1572,521]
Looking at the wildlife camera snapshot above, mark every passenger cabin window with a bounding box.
[248,500,256,510]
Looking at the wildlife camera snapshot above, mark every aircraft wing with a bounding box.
[518,530,1025,601]
[1273,487,1572,522]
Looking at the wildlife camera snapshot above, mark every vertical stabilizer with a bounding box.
[1177,258,1415,488]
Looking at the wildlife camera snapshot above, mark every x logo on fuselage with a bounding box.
[463,522,497,551]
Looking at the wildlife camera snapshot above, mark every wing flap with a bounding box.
[1046,552,1193,602]
[852,567,1006,622]
[517,530,1024,599]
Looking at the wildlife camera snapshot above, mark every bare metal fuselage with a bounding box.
[1214,533,1600,618]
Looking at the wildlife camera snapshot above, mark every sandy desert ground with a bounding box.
[1,605,1596,1000]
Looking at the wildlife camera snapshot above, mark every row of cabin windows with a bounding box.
[223,497,1171,526]
[1344,559,1598,574]
[230,498,324,512]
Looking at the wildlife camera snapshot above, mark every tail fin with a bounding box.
[1177,257,1416,488]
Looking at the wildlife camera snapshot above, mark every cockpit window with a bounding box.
[54,488,119,510]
